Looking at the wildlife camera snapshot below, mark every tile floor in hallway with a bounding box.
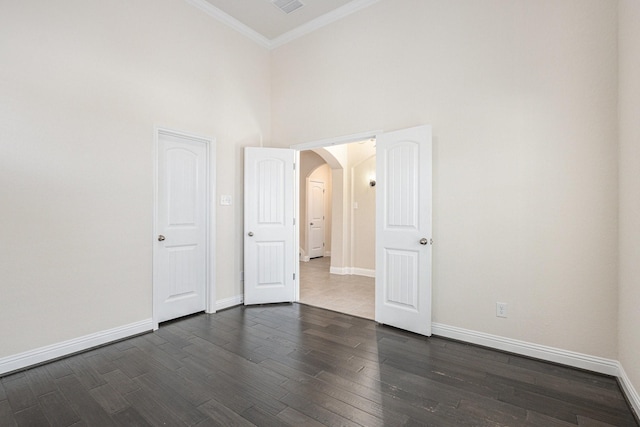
[299,257,374,319]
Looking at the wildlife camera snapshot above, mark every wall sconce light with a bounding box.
[369,178,376,187]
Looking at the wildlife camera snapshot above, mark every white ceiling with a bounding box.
[186,0,380,49]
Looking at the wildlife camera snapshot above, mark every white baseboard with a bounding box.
[329,266,375,278]
[330,266,348,275]
[431,323,620,376]
[618,363,640,418]
[216,295,243,311]
[351,267,375,278]
[0,319,153,376]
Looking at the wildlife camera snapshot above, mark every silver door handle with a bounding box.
[419,238,428,245]
[158,235,166,242]
[248,232,254,237]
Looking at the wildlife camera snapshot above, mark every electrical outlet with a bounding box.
[496,302,508,318]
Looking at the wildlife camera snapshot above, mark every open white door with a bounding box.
[244,147,296,305]
[375,125,432,336]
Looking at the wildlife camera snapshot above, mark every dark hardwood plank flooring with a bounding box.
[0,303,637,426]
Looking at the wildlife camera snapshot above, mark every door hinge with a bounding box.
[293,218,296,225]
[293,273,296,280]
[293,163,296,170]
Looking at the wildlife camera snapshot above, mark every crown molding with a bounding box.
[270,0,381,49]
[184,0,381,50]
[184,0,272,49]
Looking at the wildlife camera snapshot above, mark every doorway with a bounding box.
[298,139,377,319]
[244,126,433,336]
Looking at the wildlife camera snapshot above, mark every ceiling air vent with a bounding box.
[271,0,305,14]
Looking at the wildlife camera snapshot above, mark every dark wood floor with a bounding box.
[1,304,637,426]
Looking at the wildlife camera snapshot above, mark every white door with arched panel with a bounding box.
[154,130,211,325]
[308,180,325,259]
[375,125,432,336]
[244,147,296,305]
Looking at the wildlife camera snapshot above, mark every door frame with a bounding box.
[291,129,382,302]
[152,126,217,330]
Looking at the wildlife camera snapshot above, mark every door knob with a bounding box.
[158,235,166,242]
[419,238,428,245]
[248,232,254,237]
[310,222,314,226]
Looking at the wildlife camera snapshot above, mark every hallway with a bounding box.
[299,257,374,319]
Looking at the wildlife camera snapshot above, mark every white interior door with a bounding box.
[308,180,325,259]
[375,125,432,336]
[155,131,208,324]
[244,147,296,305]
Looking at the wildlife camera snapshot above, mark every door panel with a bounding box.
[376,125,432,336]
[155,132,207,323]
[308,180,325,258]
[244,147,296,305]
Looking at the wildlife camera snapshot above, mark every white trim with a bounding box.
[351,267,375,278]
[291,130,382,151]
[431,323,620,376]
[206,138,217,315]
[619,363,640,417]
[330,266,348,275]
[293,150,301,302]
[153,127,217,327]
[271,0,382,49]
[0,319,152,376]
[216,295,244,311]
[299,247,309,262]
[329,266,375,278]
[184,0,379,50]
[183,0,271,48]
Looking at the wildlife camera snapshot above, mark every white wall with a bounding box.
[271,0,619,358]
[0,0,270,358]
[618,0,640,405]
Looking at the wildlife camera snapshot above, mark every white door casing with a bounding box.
[244,147,296,305]
[308,180,325,259]
[154,129,215,326]
[375,125,432,336]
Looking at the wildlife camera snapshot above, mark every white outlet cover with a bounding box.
[220,195,232,206]
[496,302,508,318]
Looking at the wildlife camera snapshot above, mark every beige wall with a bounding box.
[352,155,376,270]
[272,0,619,358]
[618,0,640,399]
[0,0,270,357]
